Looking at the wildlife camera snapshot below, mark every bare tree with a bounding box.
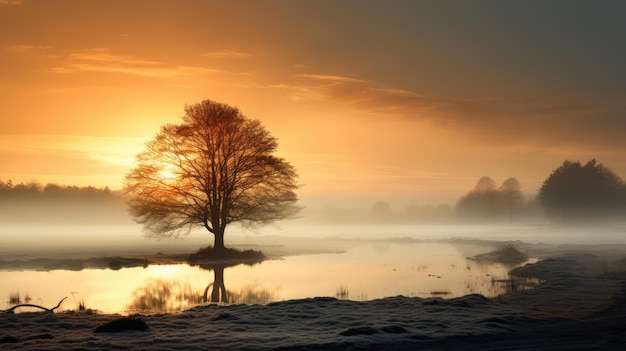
[125,100,300,250]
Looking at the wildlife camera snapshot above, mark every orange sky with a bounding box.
[1,0,626,208]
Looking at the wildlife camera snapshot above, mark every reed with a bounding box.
[8,291,21,305]
[336,285,349,299]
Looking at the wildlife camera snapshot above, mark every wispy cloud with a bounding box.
[0,134,148,188]
[5,44,52,52]
[280,74,444,112]
[201,49,253,58]
[282,74,626,150]
[0,134,148,168]
[51,48,221,78]
[0,0,24,5]
[297,74,366,83]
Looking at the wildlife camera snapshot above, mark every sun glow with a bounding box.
[159,164,177,180]
[149,264,186,278]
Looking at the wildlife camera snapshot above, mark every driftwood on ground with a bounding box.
[1,297,67,313]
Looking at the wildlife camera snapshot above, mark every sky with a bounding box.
[1,0,626,209]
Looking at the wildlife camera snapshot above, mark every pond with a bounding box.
[1,242,538,314]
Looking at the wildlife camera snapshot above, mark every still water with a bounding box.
[1,242,536,314]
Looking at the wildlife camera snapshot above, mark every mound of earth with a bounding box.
[470,245,529,265]
[187,246,266,264]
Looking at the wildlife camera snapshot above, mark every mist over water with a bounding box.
[2,176,625,257]
[254,222,626,244]
[2,206,626,315]
[2,220,626,261]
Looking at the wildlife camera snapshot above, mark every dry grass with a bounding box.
[8,291,21,305]
[336,285,349,299]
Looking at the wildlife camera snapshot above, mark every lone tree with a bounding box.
[125,100,301,251]
[538,159,626,223]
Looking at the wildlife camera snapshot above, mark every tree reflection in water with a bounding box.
[127,279,204,313]
[128,261,272,313]
[202,264,228,303]
[199,263,273,305]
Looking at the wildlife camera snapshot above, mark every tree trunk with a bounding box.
[211,266,227,303]
[214,228,225,251]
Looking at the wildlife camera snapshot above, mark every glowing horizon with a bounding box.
[2,1,626,208]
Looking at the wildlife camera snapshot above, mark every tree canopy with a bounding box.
[538,159,626,223]
[455,176,524,222]
[124,100,300,250]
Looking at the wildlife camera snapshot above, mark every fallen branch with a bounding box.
[2,297,67,313]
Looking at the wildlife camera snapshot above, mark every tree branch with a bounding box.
[2,297,67,313]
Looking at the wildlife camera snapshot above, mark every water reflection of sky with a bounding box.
[1,243,535,314]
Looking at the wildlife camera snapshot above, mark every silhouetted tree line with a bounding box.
[3,158,623,227]
[454,159,626,225]
[0,179,131,225]
[455,176,525,223]
[538,159,626,224]
[0,179,114,199]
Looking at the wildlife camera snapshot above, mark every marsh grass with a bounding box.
[228,285,274,305]
[71,292,86,311]
[491,276,543,294]
[336,285,349,299]
[583,257,626,280]
[8,291,21,305]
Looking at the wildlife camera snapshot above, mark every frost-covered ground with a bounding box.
[2,254,626,350]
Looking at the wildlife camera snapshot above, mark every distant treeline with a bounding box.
[2,158,625,226]
[0,180,132,225]
[451,159,626,224]
[318,159,626,226]
[1,179,117,200]
[455,176,531,223]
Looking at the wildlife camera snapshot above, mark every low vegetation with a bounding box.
[187,246,266,263]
